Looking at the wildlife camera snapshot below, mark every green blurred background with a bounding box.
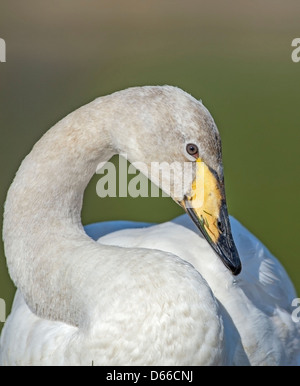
[0,0,299,334]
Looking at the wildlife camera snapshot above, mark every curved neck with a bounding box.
[3,95,130,326]
[3,86,208,328]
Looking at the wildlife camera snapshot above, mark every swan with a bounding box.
[0,86,299,366]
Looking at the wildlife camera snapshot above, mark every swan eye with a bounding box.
[186,143,199,158]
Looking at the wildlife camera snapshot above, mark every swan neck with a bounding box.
[3,98,117,326]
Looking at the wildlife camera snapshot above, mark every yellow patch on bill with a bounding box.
[186,158,222,243]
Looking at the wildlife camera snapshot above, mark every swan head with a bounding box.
[109,85,241,275]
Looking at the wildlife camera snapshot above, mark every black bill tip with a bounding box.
[214,232,242,276]
[185,205,242,276]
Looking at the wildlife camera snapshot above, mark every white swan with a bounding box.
[0,86,299,366]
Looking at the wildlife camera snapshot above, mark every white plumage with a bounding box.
[0,86,299,365]
[96,215,300,365]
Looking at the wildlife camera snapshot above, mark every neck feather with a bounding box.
[3,97,122,326]
[3,86,203,327]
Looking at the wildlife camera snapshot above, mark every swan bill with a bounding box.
[180,159,242,276]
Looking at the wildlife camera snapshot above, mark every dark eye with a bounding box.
[186,143,199,158]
